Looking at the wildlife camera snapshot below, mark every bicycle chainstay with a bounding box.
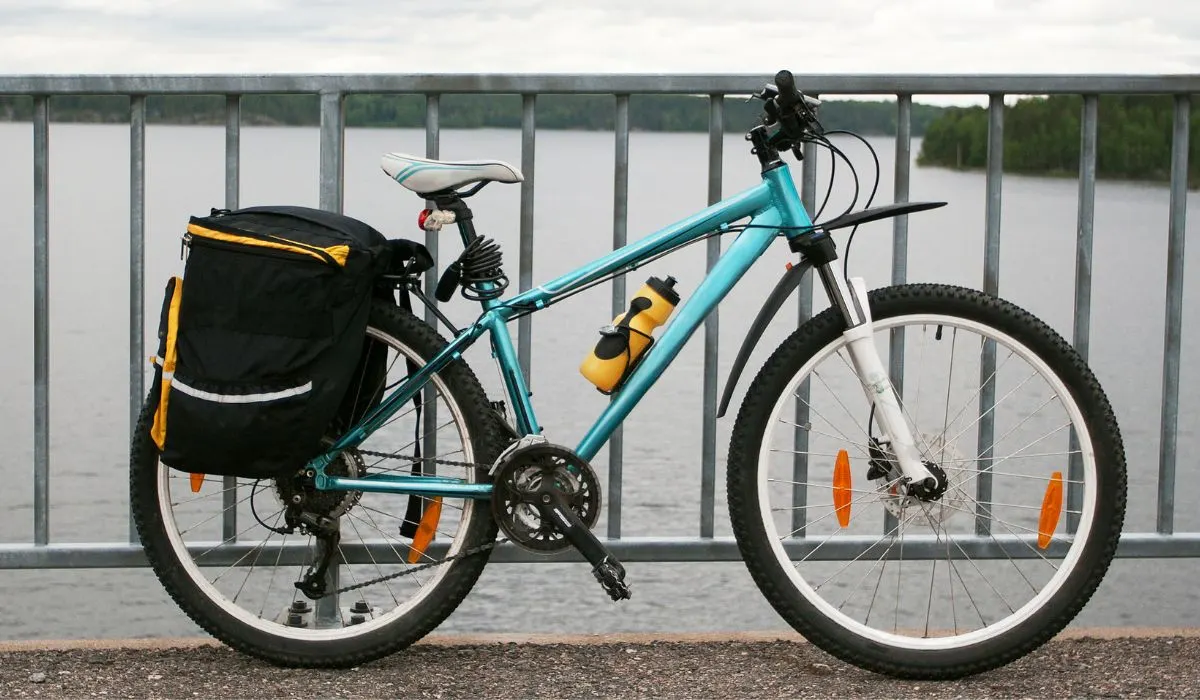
[320,448,503,597]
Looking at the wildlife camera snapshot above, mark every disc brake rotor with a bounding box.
[876,433,967,527]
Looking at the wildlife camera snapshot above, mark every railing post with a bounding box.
[518,95,536,385]
[1068,94,1098,533]
[976,93,1004,537]
[608,95,629,539]
[423,95,441,471]
[1157,94,1190,535]
[700,95,723,538]
[793,119,819,538]
[222,94,241,544]
[885,93,912,535]
[33,95,50,547]
[129,95,147,544]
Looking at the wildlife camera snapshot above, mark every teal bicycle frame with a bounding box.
[311,164,814,499]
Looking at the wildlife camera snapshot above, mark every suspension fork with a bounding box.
[802,234,935,490]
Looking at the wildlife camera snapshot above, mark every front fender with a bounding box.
[717,259,813,418]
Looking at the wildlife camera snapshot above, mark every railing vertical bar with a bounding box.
[1157,94,1190,535]
[129,95,147,544]
[518,95,536,385]
[315,89,344,624]
[885,94,911,535]
[1068,94,1097,534]
[423,95,440,472]
[976,94,1004,537]
[221,94,241,543]
[608,95,629,539]
[32,95,50,547]
[700,95,724,539]
[793,130,818,538]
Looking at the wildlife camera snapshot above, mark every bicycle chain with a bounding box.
[325,448,501,596]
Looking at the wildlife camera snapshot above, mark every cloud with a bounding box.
[0,0,1196,82]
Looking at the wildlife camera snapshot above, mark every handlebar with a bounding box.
[753,70,822,157]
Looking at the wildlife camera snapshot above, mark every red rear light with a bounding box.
[417,209,432,230]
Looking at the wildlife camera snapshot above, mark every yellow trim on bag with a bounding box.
[151,277,184,450]
[186,223,349,267]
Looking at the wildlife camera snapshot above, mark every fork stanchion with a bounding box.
[423,95,440,473]
[884,94,912,536]
[700,95,724,539]
[608,95,629,539]
[792,134,819,538]
[221,94,241,544]
[518,95,536,386]
[33,94,50,547]
[1157,94,1190,535]
[1068,95,1098,535]
[975,94,1004,537]
[129,95,147,544]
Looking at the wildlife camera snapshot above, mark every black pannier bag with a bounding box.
[149,205,393,478]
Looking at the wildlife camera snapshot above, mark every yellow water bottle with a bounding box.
[579,276,680,393]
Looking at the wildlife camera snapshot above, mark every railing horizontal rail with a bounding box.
[3,74,1200,95]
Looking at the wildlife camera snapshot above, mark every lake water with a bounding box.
[2,122,1200,641]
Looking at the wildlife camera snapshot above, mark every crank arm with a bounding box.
[535,493,631,600]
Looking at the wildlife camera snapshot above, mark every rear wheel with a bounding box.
[131,301,506,667]
[727,284,1126,678]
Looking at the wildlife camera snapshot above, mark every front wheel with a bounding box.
[727,284,1126,679]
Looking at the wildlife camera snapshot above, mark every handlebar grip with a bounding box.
[774,70,801,109]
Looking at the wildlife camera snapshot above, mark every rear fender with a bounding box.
[717,260,813,418]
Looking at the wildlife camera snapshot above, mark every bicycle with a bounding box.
[130,70,1126,679]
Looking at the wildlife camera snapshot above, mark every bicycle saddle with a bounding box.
[380,153,524,194]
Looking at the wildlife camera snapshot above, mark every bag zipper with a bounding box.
[184,232,337,267]
[186,222,345,268]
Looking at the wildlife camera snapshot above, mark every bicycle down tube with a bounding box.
[314,166,811,497]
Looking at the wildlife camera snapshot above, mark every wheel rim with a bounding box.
[154,327,479,641]
[755,313,1099,651]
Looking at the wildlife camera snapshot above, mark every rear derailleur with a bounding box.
[491,439,632,601]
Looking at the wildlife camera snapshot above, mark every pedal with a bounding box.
[593,557,632,601]
[535,492,633,602]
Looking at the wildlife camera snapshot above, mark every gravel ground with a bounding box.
[0,633,1196,698]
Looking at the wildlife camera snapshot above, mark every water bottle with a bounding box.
[579,275,680,393]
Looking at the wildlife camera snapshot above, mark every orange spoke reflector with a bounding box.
[189,473,204,493]
[833,449,852,528]
[408,497,443,564]
[1037,471,1064,549]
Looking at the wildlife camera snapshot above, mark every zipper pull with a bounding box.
[180,232,191,260]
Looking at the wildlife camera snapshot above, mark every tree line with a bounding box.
[0,93,943,135]
[918,94,1199,186]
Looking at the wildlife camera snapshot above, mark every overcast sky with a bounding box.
[1,1,1196,82]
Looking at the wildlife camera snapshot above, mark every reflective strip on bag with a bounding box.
[169,378,313,404]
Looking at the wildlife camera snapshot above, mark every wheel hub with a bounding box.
[875,433,967,527]
[275,448,364,519]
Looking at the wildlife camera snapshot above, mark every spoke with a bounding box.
[928,502,985,630]
[178,489,258,538]
[358,504,464,541]
[939,327,958,462]
[894,500,906,634]
[257,529,290,619]
[938,346,1019,448]
[170,482,241,508]
[815,512,911,593]
[350,509,428,587]
[787,392,865,454]
[971,420,1073,474]
[768,478,894,497]
[777,421,873,460]
[787,477,905,550]
[770,503,835,512]
[937,450,1081,465]
[233,509,284,604]
[345,514,401,605]
[811,366,874,443]
[841,510,921,618]
[769,449,848,458]
[207,509,285,581]
[936,496,1063,573]
[934,512,1020,614]
[941,463,1085,486]
[945,367,1045,448]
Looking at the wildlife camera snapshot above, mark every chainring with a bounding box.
[491,443,600,553]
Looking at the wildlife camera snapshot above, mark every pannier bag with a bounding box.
[149,205,392,479]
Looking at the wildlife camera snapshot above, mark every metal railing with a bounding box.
[0,73,1197,570]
